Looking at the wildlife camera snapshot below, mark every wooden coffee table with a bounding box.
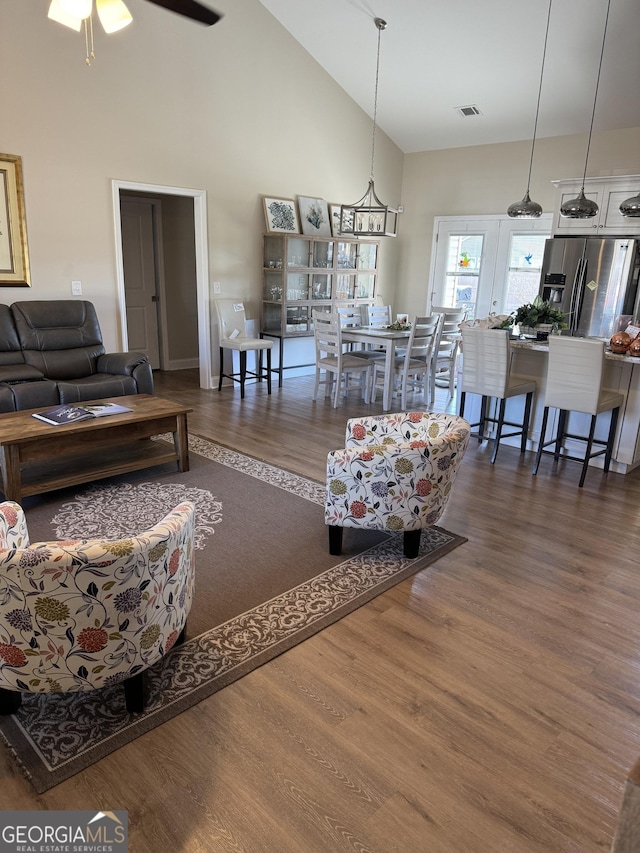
[0,394,192,502]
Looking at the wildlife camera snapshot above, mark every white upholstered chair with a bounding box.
[532,336,624,487]
[312,310,371,407]
[459,327,536,464]
[214,299,274,398]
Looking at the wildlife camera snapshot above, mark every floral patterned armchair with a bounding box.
[325,412,470,558]
[0,499,195,715]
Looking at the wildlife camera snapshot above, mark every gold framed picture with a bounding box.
[0,154,31,286]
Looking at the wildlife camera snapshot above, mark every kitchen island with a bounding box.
[461,339,640,474]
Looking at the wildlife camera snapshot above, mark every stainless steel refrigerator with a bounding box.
[538,237,640,337]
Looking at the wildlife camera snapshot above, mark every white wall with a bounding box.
[2,1,639,356]
[0,0,403,356]
[397,127,640,317]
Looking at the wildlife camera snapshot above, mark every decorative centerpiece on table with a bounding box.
[509,296,567,339]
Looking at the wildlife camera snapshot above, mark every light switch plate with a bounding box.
[71,280,82,296]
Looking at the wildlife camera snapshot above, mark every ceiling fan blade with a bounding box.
[143,0,222,26]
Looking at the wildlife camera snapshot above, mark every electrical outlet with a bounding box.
[213,281,221,294]
[71,280,82,296]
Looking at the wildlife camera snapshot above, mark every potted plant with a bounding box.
[511,296,567,336]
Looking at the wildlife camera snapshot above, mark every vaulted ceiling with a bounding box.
[257,0,640,154]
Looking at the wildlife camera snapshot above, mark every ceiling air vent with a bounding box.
[455,105,482,117]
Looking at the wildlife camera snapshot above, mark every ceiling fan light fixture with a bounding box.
[620,193,640,218]
[340,17,398,238]
[96,0,133,33]
[48,0,222,64]
[58,0,93,19]
[48,0,83,30]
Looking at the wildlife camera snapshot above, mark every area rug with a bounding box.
[0,434,466,793]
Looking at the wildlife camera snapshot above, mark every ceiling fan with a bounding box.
[141,0,221,26]
[48,0,222,63]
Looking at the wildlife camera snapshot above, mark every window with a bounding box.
[429,215,552,320]
[503,233,548,314]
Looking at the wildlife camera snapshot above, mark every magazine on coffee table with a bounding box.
[32,402,133,425]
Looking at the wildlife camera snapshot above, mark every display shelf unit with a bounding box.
[261,233,381,385]
[262,234,379,338]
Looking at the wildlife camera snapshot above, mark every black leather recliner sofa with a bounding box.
[0,300,153,413]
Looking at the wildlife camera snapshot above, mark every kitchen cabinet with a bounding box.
[262,234,379,337]
[552,175,640,236]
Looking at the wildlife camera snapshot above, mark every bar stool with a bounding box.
[532,336,624,487]
[459,327,536,464]
[214,299,274,398]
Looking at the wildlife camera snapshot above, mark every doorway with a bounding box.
[428,214,552,320]
[111,180,212,389]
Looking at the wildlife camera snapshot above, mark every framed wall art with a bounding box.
[262,196,300,234]
[329,204,343,237]
[297,196,331,238]
[0,154,31,286]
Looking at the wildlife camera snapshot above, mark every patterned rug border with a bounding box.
[0,435,467,793]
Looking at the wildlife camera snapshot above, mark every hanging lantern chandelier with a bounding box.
[339,18,399,238]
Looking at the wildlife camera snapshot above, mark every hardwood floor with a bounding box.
[3,368,640,851]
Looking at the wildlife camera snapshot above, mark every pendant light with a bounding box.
[340,18,398,237]
[48,0,132,64]
[619,192,640,218]
[507,0,553,218]
[560,0,611,219]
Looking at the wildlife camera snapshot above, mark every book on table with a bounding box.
[32,402,133,425]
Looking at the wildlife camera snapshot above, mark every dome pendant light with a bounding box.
[340,18,398,237]
[507,0,552,218]
[620,192,640,218]
[560,0,611,219]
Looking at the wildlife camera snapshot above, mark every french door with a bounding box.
[428,214,552,319]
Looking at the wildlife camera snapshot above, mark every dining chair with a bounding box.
[431,306,466,400]
[459,327,536,464]
[312,309,371,407]
[367,304,392,327]
[214,299,274,399]
[370,315,441,408]
[335,304,363,331]
[532,336,624,487]
[337,303,387,364]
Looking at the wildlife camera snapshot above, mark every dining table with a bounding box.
[341,325,411,411]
